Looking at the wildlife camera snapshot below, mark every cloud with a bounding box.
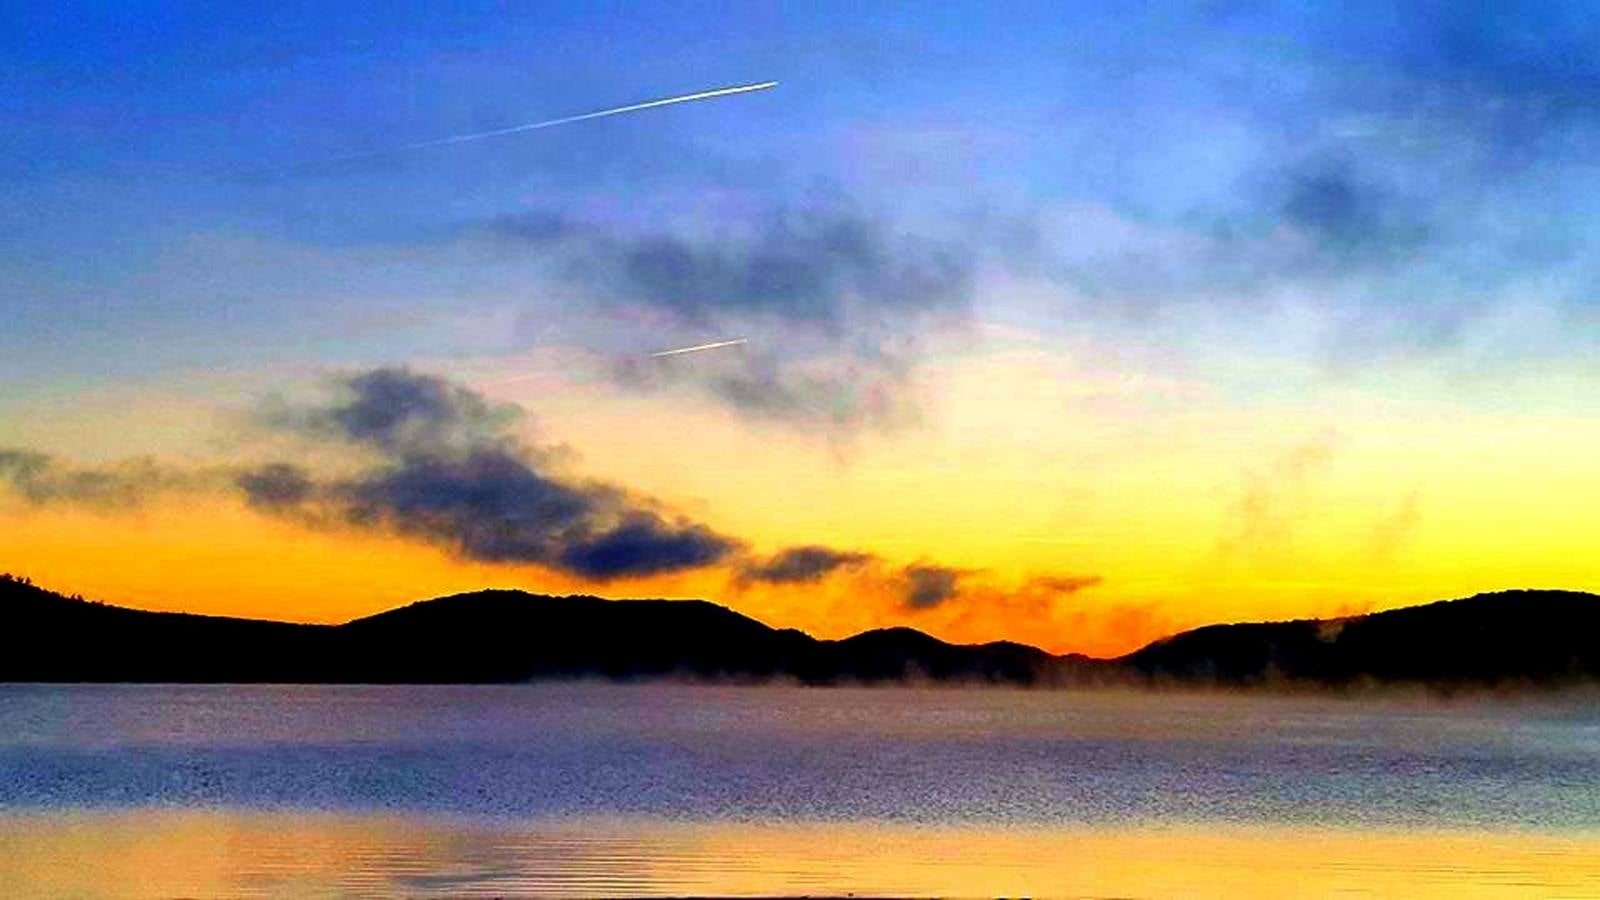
[1026,574,1105,595]
[557,513,732,580]
[488,206,975,331]
[237,367,741,579]
[1216,432,1343,565]
[1365,491,1423,564]
[906,570,1117,653]
[902,563,964,610]
[1273,158,1432,263]
[613,341,922,431]
[485,204,977,431]
[263,366,520,456]
[236,462,316,512]
[0,449,203,508]
[975,4,1600,372]
[739,545,877,584]
[736,551,1108,643]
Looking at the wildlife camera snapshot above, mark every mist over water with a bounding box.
[2,684,1598,895]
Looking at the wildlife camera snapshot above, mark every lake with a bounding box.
[1,684,1597,896]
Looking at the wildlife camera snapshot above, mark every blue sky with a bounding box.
[6,1,1600,412]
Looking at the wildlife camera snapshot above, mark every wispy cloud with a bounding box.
[1215,432,1343,566]
[0,449,210,508]
[484,204,977,431]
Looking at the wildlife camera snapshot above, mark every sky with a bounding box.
[4,1,1600,655]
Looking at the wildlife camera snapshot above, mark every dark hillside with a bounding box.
[1120,590,1600,688]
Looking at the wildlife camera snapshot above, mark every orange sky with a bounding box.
[5,329,1599,657]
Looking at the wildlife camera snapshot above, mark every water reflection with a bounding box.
[3,810,1599,898]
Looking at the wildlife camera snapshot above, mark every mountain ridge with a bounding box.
[4,574,1598,690]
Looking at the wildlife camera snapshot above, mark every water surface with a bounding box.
[1,684,1597,896]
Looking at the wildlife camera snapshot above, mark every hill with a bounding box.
[1120,589,1600,689]
[4,574,1598,689]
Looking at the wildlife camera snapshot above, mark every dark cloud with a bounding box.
[488,206,976,332]
[903,564,963,610]
[238,367,740,579]
[0,449,199,507]
[557,514,732,580]
[740,545,877,585]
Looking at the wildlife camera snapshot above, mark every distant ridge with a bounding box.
[3,574,1598,690]
[1118,589,1600,688]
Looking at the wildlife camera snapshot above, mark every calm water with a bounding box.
[1,684,1598,896]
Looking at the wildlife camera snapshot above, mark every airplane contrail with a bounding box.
[651,338,748,358]
[474,337,748,387]
[315,81,778,165]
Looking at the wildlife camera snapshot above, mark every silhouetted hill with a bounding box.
[1120,590,1600,689]
[4,574,1599,689]
[340,590,817,682]
[815,628,1057,683]
[0,576,1073,685]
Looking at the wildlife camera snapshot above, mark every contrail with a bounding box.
[652,338,748,358]
[475,337,748,388]
[315,81,777,165]
[477,371,551,388]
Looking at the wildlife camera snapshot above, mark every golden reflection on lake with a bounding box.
[2,810,1598,898]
